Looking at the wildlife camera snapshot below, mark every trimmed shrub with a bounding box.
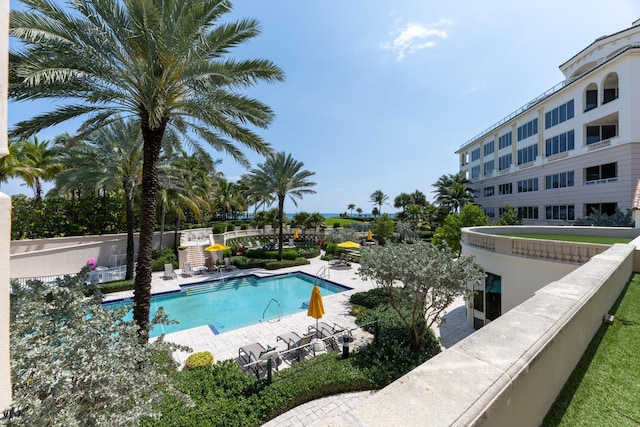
[184,352,214,370]
[349,288,389,309]
[211,223,227,234]
[264,258,309,270]
[100,280,134,294]
[151,248,178,271]
[298,247,321,259]
[226,224,235,232]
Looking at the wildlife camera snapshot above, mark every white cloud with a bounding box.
[381,19,451,62]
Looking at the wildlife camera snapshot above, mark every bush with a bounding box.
[298,247,321,259]
[184,352,214,370]
[226,224,235,232]
[211,223,227,234]
[264,258,309,270]
[349,288,389,309]
[100,279,135,294]
[151,248,178,271]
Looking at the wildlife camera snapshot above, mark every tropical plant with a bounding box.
[348,203,355,217]
[370,189,389,214]
[356,207,363,217]
[411,190,427,206]
[245,152,316,260]
[371,213,395,244]
[10,0,284,340]
[432,204,489,255]
[12,136,61,201]
[394,192,413,211]
[497,204,521,225]
[9,270,188,425]
[0,138,32,191]
[358,241,484,352]
[53,118,143,279]
[432,173,472,213]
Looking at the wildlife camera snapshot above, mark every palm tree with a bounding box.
[212,178,244,220]
[370,189,388,215]
[356,207,363,217]
[246,152,316,260]
[411,190,427,206]
[347,203,355,217]
[53,119,143,280]
[10,0,284,340]
[433,173,472,213]
[394,192,413,212]
[14,136,61,201]
[0,138,32,190]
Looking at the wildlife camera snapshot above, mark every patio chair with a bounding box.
[309,321,350,351]
[163,264,177,280]
[223,257,237,271]
[277,331,315,361]
[238,342,281,378]
[182,262,194,277]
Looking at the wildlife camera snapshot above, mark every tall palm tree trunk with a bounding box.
[133,116,167,342]
[277,196,285,261]
[124,182,135,280]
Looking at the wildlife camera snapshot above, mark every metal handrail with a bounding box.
[315,265,330,280]
[262,298,280,321]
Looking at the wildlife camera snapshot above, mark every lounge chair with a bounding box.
[309,321,350,351]
[277,331,315,361]
[330,253,350,267]
[238,342,281,377]
[163,264,177,280]
[223,257,236,271]
[182,262,195,277]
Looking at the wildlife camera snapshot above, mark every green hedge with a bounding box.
[99,279,134,294]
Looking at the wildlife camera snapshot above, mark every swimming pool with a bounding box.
[104,272,350,338]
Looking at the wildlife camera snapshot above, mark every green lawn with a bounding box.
[502,233,632,245]
[543,274,640,426]
[324,217,367,227]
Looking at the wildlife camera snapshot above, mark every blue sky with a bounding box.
[6,0,640,214]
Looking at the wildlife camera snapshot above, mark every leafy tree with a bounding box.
[9,0,284,340]
[432,173,472,213]
[370,189,389,214]
[9,271,188,425]
[358,241,484,352]
[371,213,395,244]
[497,204,521,225]
[53,119,143,279]
[246,152,316,260]
[432,204,488,255]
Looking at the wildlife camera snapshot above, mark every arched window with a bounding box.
[602,73,619,104]
[584,83,598,112]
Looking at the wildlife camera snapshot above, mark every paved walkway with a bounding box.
[103,254,476,426]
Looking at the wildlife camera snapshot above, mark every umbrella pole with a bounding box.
[316,319,319,338]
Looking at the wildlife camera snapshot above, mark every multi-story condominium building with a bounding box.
[457,19,640,224]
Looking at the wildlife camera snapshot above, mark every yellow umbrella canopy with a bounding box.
[307,284,325,334]
[367,230,372,240]
[293,229,299,239]
[337,240,361,249]
[204,243,231,251]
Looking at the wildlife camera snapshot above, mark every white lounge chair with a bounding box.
[182,262,194,277]
[163,264,177,280]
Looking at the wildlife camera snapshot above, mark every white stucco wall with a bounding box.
[1,0,12,409]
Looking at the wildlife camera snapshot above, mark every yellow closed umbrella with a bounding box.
[204,243,230,251]
[293,229,299,239]
[367,230,372,240]
[307,284,325,336]
[337,240,360,249]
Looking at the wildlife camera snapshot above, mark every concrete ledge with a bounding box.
[316,243,635,426]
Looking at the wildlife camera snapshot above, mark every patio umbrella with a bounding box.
[293,229,299,239]
[204,243,230,251]
[337,241,360,249]
[307,284,325,337]
[367,230,372,240]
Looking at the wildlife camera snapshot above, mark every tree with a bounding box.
[371,213,395,244]
[358,241,484,352]
[246,152,316,260]
[370,189,389,214]
[348,203,355,217]
[356,207,363,217]
[432,204,488,255]
[9,271,187,425]
[497,204,521,225]
[10,0,284,340]
[0,139,32,191]
[53,119,143,280]
[433,173,472,213]
[411,190,427,206]
[12,136,61,201]
[394,192,413,212]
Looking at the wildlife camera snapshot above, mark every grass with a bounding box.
[324,217,366,227]
[502,233,632,245]
[543,274,640,426]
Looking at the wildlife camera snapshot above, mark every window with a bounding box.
[499,154,512,171]
[517,206,539,219]
[499,183,512,195]
[585,89,597,112]
[585,162,616,183]
[586,125,616,145]
[484,160,494,175]
[498,132,512,149]
[484,207,495,218]
[603,73,619,104]
[484,141,494,156]
[517,118,538,141]
[603,88,618,104]
[585,203,617,216]
[545,130,575,156]
[471,148,481,161]
[545,205,575,220]
[484,186,495,197]
[517,144,538,165]
[517,178,538,193]
[545,171,575,189]
[471,165,480,179]
[473,189,481,198]
[545,100,574,129]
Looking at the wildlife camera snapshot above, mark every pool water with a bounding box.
[104,272,349,338]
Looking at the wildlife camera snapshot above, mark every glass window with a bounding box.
[602,162,616,179]
[586,126,600,145]
[585,90,597,111]
[602,125,616,140]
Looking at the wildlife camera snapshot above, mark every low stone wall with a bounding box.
[319,237,637,426]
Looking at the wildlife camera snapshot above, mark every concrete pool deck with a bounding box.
[102,253,473,371]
